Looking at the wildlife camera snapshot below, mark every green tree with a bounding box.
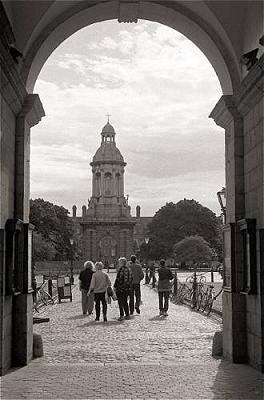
[147,199,223,260]
[32,232,56,261]
[173,235,213,264]
[30,198,75,261]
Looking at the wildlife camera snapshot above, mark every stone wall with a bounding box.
[0,4,45,373]
[0,53,18,374]
[239,56,264,370]
[210,54,264,371]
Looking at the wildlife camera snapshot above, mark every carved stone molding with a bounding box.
[118,0,139,23]
[236,54,264,116]
[209,95,241,129]
[18,94,45,128]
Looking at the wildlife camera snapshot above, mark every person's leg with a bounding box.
[100,292,107,321]
[134,284,141,312]
[164,292,170,314]
[123,291,130,317]
[94,293,100,320]
[117,292,124,318]
[129,286,135,314]
[81,289,88,314]
[87,292,94,314]
[158,291,164,314]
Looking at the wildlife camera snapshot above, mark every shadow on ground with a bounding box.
[212,360,263,399]
[78,320,123,328]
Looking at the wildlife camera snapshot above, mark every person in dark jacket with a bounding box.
[79,260,94,315]
[157,259,174,316]
[128,255,144,315]
[114,257,133,321]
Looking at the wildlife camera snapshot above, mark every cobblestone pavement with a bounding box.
[2,277,263,399]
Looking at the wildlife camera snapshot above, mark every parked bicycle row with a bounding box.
[145,268,223,316]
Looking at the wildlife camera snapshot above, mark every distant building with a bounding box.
[72,121,152,265]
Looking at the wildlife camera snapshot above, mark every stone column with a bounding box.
[15,94,45,221]
[210,95,247,363]
[12,94,44,367]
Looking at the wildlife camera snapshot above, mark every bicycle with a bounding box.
[173,282,192,304]
[186,273,206,309]
[186,273,206,284]
[195,282,207,311]
[200,284,215,315]
[33,281,55,312]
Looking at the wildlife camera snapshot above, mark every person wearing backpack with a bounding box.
[114,257,133,321]
[157,259,174,316]
[79,260,95,315]
[128,255,144,314]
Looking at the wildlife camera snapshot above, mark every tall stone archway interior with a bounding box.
[0,1,263,374]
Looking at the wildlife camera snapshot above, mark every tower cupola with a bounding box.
[101,121,116,144]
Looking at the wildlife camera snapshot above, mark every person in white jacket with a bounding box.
[89,262,111,322]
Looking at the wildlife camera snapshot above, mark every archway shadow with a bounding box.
[148,315,166,321]
[211,360,263,399]
[67,314,90,321]
[78,320,124,328]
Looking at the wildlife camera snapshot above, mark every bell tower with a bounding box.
[81,120,135,264]
[87,120,130,218]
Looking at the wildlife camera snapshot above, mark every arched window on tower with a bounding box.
[116,173,121,197]
[95,172,101,196]
[104,172,112,195]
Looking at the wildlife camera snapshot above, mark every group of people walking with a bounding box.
[78,255,174,322]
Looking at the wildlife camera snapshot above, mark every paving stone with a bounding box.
[1,279,263,399]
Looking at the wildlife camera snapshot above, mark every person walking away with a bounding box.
[79,261,95,315]
[89,262,111,322]
[129,255,144,314]
[114,257,133,321]
[144,264,150,284]
[149,262,156,287]
[157,259,173,316]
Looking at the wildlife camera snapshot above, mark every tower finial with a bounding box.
[106,113,111,123]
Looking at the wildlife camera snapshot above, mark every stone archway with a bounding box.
[21,1,238,94]
[1,0,263,374]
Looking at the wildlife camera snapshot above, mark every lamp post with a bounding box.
[144,236,150,284]
[217,187,227,224]
[211,249,217,283]
[70,238,74,284]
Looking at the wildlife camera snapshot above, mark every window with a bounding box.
[222,223,235,290]
[238,219,257,294]
[104,172,112,195]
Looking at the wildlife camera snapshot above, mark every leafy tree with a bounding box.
[147,199,223,260]
[173,235,213,264]
[30,198,75,261]
[32,232,56,261]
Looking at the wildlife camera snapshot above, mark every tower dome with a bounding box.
[102,122,115,135]
[91,121,125,165]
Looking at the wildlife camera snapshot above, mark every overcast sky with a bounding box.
[31,20,224,217]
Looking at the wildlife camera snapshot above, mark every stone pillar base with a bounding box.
[222,291,247,363]
[12,293,33,366]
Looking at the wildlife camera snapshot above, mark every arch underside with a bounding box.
[22,1,239,95]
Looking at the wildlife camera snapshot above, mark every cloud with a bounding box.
[32,20,224,216]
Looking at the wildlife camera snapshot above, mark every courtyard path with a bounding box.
[1,276,263,399]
